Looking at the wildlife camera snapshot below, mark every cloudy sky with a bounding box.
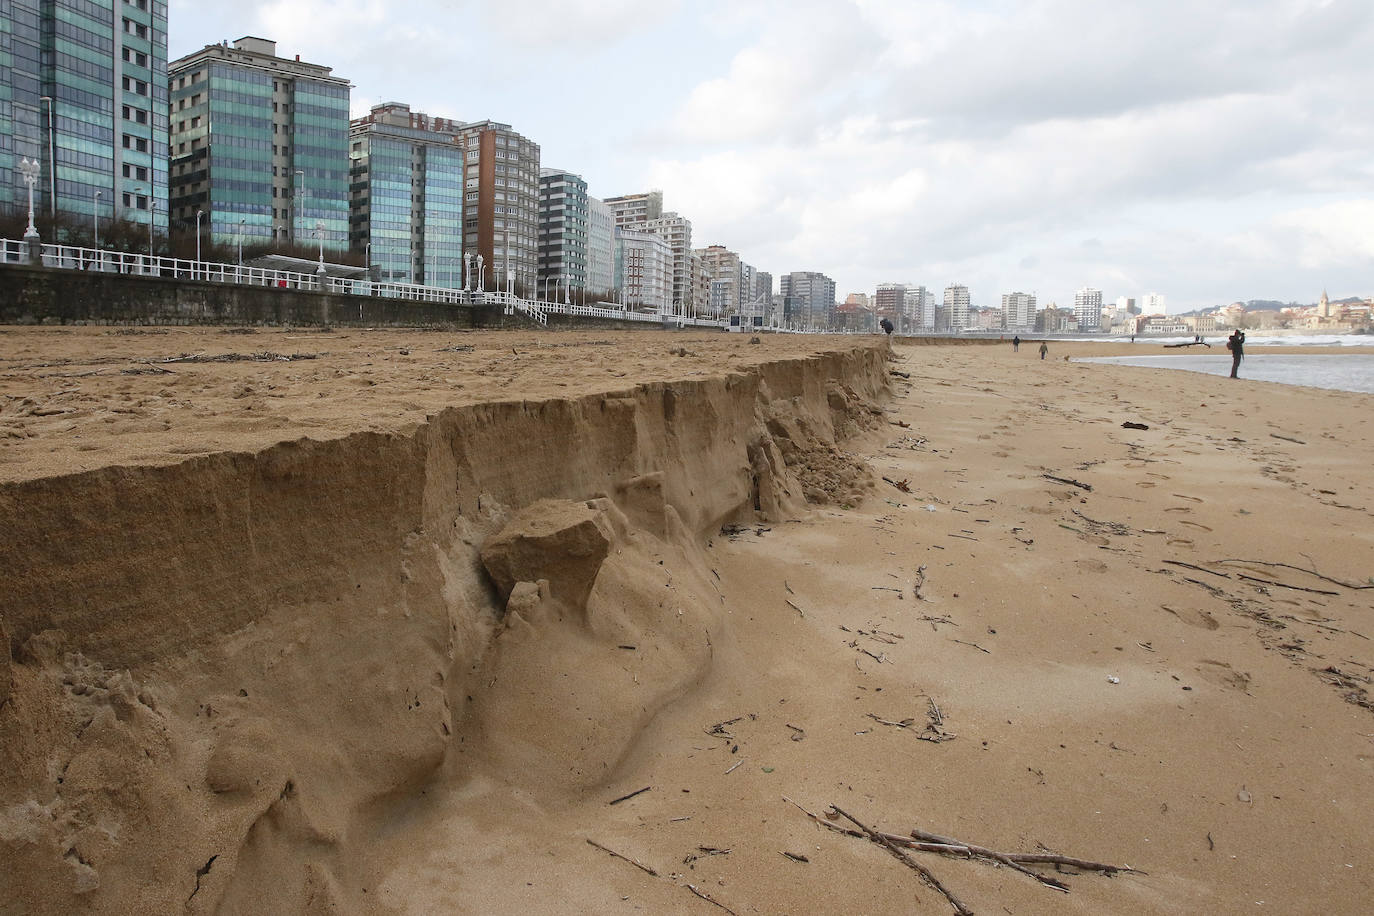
[170,0,1373,313]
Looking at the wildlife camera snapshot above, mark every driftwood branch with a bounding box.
[831,805,973,916]
[586,838,659,877]
[685,883,740,915]
[1216,559,1372,591]
[1043,474,1093,491]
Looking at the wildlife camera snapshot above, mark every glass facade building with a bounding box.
[168,37,349,252]
[1,0,168,235]
[348,103,464,287]
[537,168,587,293]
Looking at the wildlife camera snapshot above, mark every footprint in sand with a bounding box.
[1179,520,1213,532]
[1196,660,1252,693]
[1076,558,1110,573]
[1138,481,1157,489]
[1162,605,1220,630]
[992,450,1010,458]
[1165,507,1192,514]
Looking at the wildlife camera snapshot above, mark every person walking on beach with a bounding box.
[1227,330,1245,378]
[880,317,894,337]
[1012,335,1021,352]
[1038,341,1048,360]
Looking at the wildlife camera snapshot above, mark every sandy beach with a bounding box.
[2,328,1372,915]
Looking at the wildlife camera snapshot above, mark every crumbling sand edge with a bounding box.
[0,343,888,914]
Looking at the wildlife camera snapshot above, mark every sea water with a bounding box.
[1076,352,1374,394]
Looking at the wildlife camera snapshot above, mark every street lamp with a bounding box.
[463,252,473,291]
[148,200,157,257]
[39,96,55,219]
[19,157,40,241]
[196,209,204,267]
[93,190,101,249]
[237,218,245,267]
[476,254,485,291]
[315,220,325,275]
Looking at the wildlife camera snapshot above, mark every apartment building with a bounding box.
[1,0,168,232]
[604,190,662,227]
[455,120,539,291]
[942,284,971,331]
[347,102,464,286]
[586,196,614,295]
[1074,286,1104,331]
[1002,291,1037,331]
[780,271,837,330]
[169,37,349,251]
[538,168,588,293]
[615,226,671,312]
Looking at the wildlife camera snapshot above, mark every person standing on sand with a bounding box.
[1038,341,1048,360]
[1227,329,1245,378]
[1012,335,1021,352]
[880,317,894,337]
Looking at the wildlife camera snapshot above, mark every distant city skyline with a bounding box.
[94,2,1374,311]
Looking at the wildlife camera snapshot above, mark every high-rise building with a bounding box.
[455,120,539,292]
[755,272,774,302]
[780,271,837,330]
[2,0,168,233]
[169,38,350,251]
[1002,291,1037,331]
[604,190,663,227]
[875,284,907,330]
[615,226,671,312]
[696,245,744,316]
[538,168,588,293]
[347,103,464,286]
[904,285,930,331]
[1074,287,1104,331]
[586,196,614,296]
[690,252,711,317]
[636,213,693,314]
[1141,292,1166,314]
[943,284,971,331]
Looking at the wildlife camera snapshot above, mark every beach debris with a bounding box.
[705,714,755,743]
[724,758,746,775]
[1270,433,1306,445]
[914,565,927,599]
[1215,559,1372,591]
[785,723,806,741]
[587,839,660,877]
[1107,676,1121,685]
[865,698,955,743]
[785,598,806,618]
[683,846,731,866]
[890,419,911,428]
[889,369,912,379]
[608,786,652,806]
[1121,422,1149,430]
[152,351,318,363]
[781,851,810,863]
[436,344,475,352]
[918,615,957,631]
[882,476,912,492]
[923,504,939,512]
[951,639,991,654]
[1043,473,1093,492]
[785,797,1137,913]
[685,883,739,915]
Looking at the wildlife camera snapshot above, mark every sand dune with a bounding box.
[2,329,1372,914]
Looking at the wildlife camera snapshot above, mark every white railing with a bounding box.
[2,238,736,329]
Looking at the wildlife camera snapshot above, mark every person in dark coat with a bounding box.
[1227,330,1245,378]
[880,317,894,336]
[1012,335,1021,352]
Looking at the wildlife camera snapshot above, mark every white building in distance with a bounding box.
[615,227,671,312]
[586,196,614,296]
[1074,287,1104,331]
[943,284,971,331]
[1001,291,1037,331]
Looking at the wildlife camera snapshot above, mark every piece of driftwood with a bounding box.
[1216,559,1373,590]
[685,883,739,915]
[830,805,973,915]
[608,786,651,806]
[784,797,1136,905]
[1163,560,1231,578]
[1121,421,1149,430]
[1043,473,1092,491]
[586,838,659,877]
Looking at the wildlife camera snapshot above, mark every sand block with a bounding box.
[479,499,615,613]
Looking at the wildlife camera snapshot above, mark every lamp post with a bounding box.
[315,220,325,276]
[196,209,203,267]
[237,218,245,267]
[39,96,55,219]
[93,190,101,249]
[463,252,472,292]
[147,201,156,257]
[20,157,41,243]
[476,254,484,292]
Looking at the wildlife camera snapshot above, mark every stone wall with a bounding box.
[0,265,663,331]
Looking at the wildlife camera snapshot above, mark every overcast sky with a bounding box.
[170,0,1373,313]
